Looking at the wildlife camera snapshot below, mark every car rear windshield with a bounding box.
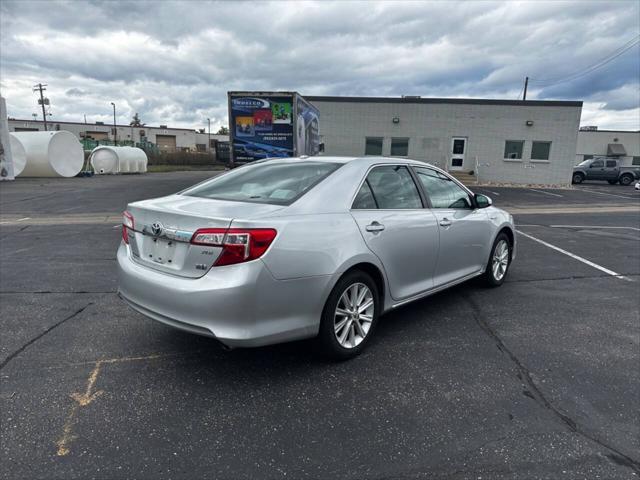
[182,161,341,205]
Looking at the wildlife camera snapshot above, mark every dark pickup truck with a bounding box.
[572,157,640,185]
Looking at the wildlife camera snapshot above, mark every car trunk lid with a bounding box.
[125,195,283,278]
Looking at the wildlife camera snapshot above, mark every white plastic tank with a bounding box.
[10,131,84,177]
[89,146,148,174]
[9,134,27,176]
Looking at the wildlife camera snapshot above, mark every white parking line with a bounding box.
[576,188,636,200]
[516,230,633,282]
[550,225,640,232]
[529,188,563,198]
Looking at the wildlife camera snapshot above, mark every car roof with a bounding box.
[262,155,435,168]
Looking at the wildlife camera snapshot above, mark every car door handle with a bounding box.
[366,222,385,232]
[439,218,452,227]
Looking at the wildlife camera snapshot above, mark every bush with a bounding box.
[147,151,225,168]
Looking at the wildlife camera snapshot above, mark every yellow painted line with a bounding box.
[56,361,104,456]
[0,214,121,226]
[2,204,638,227]
[55,353,168,457]
[506,205,640,215]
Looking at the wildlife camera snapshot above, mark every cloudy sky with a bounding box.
[1,0,638,131]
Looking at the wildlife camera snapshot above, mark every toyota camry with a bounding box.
[117,157,515,359]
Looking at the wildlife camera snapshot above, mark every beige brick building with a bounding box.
[307,96,582,186]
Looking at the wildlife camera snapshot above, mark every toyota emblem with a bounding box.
[151,222,163,236]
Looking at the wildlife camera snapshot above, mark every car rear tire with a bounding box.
[483,233,511,287]
[620,174,634,186]
[317,270,380,360]
[608,180,618,185]
[572,173,584,184]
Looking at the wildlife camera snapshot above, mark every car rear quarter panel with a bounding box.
[233,213,378,281]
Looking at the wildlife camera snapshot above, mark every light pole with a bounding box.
[110,102,117,145]
[207,118,211,156]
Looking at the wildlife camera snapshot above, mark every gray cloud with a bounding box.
[1,0,638,130]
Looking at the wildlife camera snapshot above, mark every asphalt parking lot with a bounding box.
[1,172,639,479]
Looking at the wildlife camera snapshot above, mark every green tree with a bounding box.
[130,113,145,127]
[216,126,229,135]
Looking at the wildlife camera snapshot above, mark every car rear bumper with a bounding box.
[117,244,331,347]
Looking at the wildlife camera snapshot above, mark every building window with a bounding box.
[452,139,465,154]
[390,138,409,156]
[531,141,551,160]
[583,155,593,161]
[504,141,524,159]
[365,137,383,156]
[633,157,640,166]
[196,144,206,152]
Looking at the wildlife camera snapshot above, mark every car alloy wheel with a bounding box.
[333,283,374,348]
[492,239,509,281]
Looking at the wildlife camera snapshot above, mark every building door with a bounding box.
[156,135,177,152]
[449,137,466,171]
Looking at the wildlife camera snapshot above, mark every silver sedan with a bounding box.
[117,157,516,358]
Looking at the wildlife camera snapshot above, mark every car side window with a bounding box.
[352,180,377,209]
[414,167,472,209]
[364,166,423,209]
[591,160,604,168]
[606,160,617,168]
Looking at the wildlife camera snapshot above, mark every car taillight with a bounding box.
[191,228,277,266]
[122,211,134,244]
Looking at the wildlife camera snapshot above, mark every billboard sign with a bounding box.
[229,95,295,164]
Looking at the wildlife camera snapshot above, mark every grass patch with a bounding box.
[147,164,226,173]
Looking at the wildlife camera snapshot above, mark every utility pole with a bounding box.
[523,76,529,101]
[110,102,117,145]
[207,118,211,156]
[33,83,49,131]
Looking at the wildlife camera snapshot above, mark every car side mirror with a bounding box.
[475,194,492,208]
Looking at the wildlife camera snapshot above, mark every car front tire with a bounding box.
[572,173,584,184]
[317,270,380,360]
[484,233,511,287]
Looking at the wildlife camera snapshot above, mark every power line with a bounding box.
[530,35,639,85]
[528,34,639,88]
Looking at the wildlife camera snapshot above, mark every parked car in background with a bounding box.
[572,157,640,185]
[117,157,516,359]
